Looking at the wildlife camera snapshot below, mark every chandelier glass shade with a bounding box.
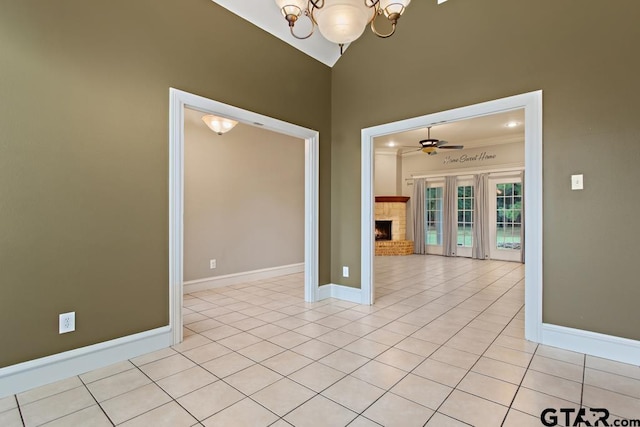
[274,0,411,49]
[201,115,238,135]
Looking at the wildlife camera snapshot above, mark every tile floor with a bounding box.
[2,255,640,426]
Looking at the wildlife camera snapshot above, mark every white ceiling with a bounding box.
[375,109,525,153]
[210,0,449,67]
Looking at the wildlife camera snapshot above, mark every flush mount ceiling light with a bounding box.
[201,114,238,135]
[274,0,414,53]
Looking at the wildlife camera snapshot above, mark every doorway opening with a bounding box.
[362,91,543,342]
[169,88,320,345]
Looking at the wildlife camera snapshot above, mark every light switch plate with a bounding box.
[571,174,584,190]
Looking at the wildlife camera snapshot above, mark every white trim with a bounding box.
[541,324,640,365]
[169,88,320,346]
[317,284,363,304]
[362,91,543,340]
[183,263,304,294]
[0,327,171,398]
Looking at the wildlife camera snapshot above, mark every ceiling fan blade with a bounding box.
[439,145,464,150]
[436,140,449,147]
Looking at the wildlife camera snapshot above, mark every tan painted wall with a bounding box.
[183,109,304,281]
[0,0,331,368]
[331,0,640,340]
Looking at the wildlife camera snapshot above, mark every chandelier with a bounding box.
[274,0,411,53]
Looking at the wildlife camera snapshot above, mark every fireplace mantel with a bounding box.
[375,196,410,203]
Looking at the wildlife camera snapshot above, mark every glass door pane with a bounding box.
[425,186,443,251]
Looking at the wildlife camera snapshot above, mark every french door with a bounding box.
[425,184,444,255]
[489,177,523,262]
[456,181,474,258]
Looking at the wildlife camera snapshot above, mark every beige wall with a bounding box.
[331,0,640,340]
[374,151,402,196]
[183,108,304,281]
[0,0,331,368]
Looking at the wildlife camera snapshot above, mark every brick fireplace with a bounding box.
[375,196,414,256]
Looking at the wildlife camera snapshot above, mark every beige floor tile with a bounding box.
[413,358,468,387]
[0,408,24,427]
[0,396,17,413]
[394,337,439,357]
[347,416,384,427]
[284,395,358,427]
[217,332,264,351]
[585,356,640,380]
[130,347,177,366]
[41,405,112,427]
[445,335,492,355]
[439,390,508,427]
[483,344,534,368]
[457,371,518,406]
[20,386,96,427]
[139,353,196,381]
[362,392,434,427]
[511,387,579,419]
[229,317,268,332]
[170,334,212,352]
[180,341,231,364]
[338,322,379,337]
[292,339,339,360]
[289,362,346,392]
[252,378,316,416]
[316,315,353,329]
[202,397,278,427]
[17,376,84,406]
[255,311,289,323]
[177,380,244,421]
[201,352,255,378]
[272,315,311,330]
[100,383,171,425]
[119,401,197,427]
[584,368,640,399]
[521,369,582,403]
[471,356,527,385]
[502,409,543,427]
[237,340,285,362]
[494,335,538,354]
[322,375,385,413]
[374,347,424,372]
[318,349,370,374]
[268,330,312,349]
[529,355,583,382]
[424,412,471,426]
[186,318,223,333]
[79,360,135,384]
[86,368,151,402]
[583,384,640,420]
[156,365,218,398]
[261,350,314,376]
[351,360,406,389]
[344,339,390,359]
[380,320,422,336]
[247,324,289,339]
[200,325,243,341]
[316,330,360,347]
[293,323,333,338]
[391,373,452,410]
[224,364,283,395]
[363,329,405,347]
[430,346,480,370]
[536,345,585,366]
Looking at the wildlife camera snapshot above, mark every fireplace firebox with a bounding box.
[375,220,392,241]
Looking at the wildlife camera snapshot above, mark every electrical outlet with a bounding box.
[210,259,217,269]
[342,266,349,278]
[59,312,75,334]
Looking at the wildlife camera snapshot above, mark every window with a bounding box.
[457,185,474,247]
[425,187,443,245]
[496,182,522,250]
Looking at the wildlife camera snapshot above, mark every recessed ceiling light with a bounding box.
[505,121,520,128]
[387,141,396,147]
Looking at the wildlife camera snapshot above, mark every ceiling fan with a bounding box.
[403,126,464,156]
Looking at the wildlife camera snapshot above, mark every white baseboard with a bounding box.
[183,263,304,294]
[317,283,362,304]
[541,323,640,365]
[0,326,172,398]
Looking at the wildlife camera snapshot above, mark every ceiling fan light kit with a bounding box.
[201,114,239,135]
[406,126,464,156]
[274,0,412,52]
